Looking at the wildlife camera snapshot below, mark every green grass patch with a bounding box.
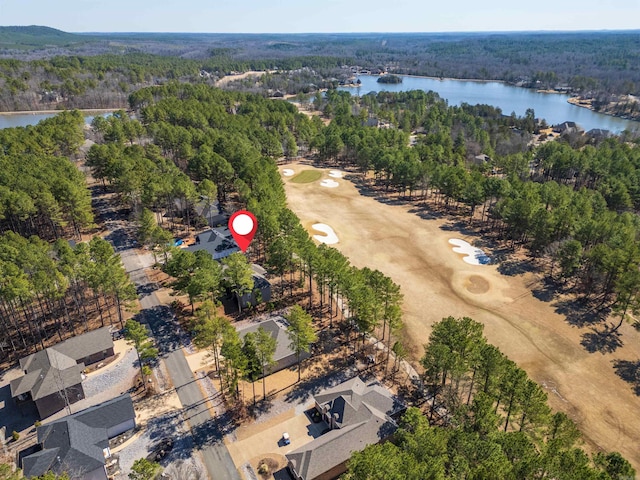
[290,170,322,183]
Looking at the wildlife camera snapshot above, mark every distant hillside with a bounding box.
[0,25,92,48]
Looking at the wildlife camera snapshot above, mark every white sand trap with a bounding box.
[312,223,339,244]
[320,179,339,188]
[329,170,344,178]
[448,239,491,265]
[282,169,295,177]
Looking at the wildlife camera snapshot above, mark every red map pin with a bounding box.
[229,210,258,253]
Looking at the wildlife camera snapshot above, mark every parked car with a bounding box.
[282,432,290,445]
[147,438,174,461]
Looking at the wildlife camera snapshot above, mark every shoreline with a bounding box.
[567,96,640,125]
[357,72,508,84]
[0,108,118,116]
[352,73,640,126]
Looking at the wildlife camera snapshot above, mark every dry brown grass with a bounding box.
[281,161,640,470]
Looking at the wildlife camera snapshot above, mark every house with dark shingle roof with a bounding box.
[21,394,135,480]
[586,128,612,140]
[10,327,114,418]
[286,377,405,480]
[237,316,309,375]
[187,226,240,260]
[553,121,584,135]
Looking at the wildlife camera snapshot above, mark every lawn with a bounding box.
[290,170,322,183]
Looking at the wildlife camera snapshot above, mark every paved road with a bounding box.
[115,230,239,480]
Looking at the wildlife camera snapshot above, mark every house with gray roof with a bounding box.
[286,377,405,480]
[237,316,309,375]
[586,128,613,140]
[10,327,114,418]
[193,197,226,227]
[187,226,239,260]
[553,121,584,135]
[21,394,135,480]
[222,264,272,314]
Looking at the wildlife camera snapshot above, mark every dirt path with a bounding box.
[215,70,270,87]
[281,163,640,469]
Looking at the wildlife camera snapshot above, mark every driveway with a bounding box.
[226,408,325,468]
[114,408,206,479]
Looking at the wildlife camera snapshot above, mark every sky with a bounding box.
[1,0,639,33]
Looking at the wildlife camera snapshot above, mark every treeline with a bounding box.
[344,316,635,480]
[0,110,93,239]
[0,109,135,363]
[313,89,533,183]
[87,85,321,232]
[0,53,346,111]
[395,32,640,95]
[0,235,136,362]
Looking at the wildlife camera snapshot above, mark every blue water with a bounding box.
[339,75,639,134]
[0,112,111,129]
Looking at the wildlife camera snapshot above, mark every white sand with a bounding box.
[320,179,339,188]
[282,169,295,177]
[312,223,339,244]
[329,170,344,178]
[448,239,491,265]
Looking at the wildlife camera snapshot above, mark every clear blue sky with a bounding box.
[1,0,639,33]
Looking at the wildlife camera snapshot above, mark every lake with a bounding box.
[339,75,639,134]
[0,111,111,129]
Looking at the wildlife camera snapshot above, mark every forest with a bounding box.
[0,111,136,362]
[0,27,639,112]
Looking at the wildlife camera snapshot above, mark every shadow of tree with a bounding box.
[497,258,538,276]
[247,398,275,417]
[552,298,610,329]
[439,220,472,233]
[532,279,558,303]
[141,305,191,356]
[137,283,159,298]
[612,359,640,395]
[284,368,361,404]
[190,410,240,446]
[581,326,623,354]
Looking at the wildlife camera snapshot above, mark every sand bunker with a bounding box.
[320,179,339,188]
[448,239,491,265]
[466,275,490,294]
[329,170,344,178]
[282,169,295,177]
[312,223,339,244]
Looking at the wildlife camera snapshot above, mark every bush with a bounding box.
[34,421,41,428]
[11,431,19,441]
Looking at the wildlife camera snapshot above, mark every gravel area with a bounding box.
[154,357,172,393]
[177,322,196,355]
[83,347,138,401]
[115,410,206,480]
